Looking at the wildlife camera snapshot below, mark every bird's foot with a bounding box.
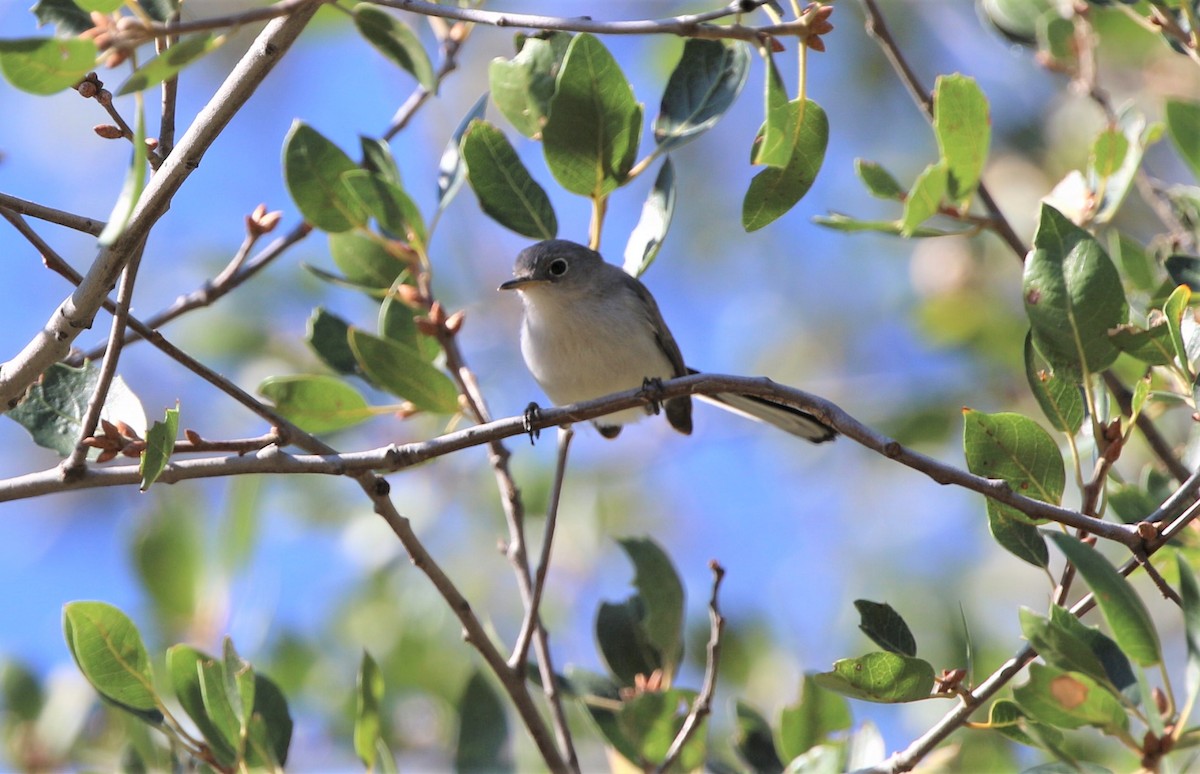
[522,401,542,445]
[639,376,666,416]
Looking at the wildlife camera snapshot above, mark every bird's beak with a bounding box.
[498,276,538,291]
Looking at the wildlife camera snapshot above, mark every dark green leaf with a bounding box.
[436,92,489,222]
[166,645,237,767]
[488,32,570,138]
[197,656,241,758]
[855,159,905,200]
[853,600,917,657]
[328,231,406,290]
[0,660,43,723]
[812,213,959,237]
[753,52,793,168]
[139,404,179,491]
[988,509,1049,568]
[307,307,367,379]
[355,651,384,768]
[962,409,1065,525]
[900,162,948,236]
[0,38,96,94]
[248,674,292,766]
[63,602,160,716]
[561,666,640,763]
[1167,99,1200,181]
[542,33,642,197]
[1023,332,1084,434]
[618,537,685,678]
[378,293,433,360]
[282,121,368,233]
[1108,323,1176,366]
[31,0,93,35]
[1048,533,1161,666]
[1020,607,1109,684]
[622,157,675,278]
[353,4,435,91]
[360,136,402,188]
[454,671,511,773]
[348,329,460,414]
[596,596,659,685]
[1013,663,1128,733]
[733,702,783,773]
[813,652,935,703]
[933,74,990,203]
[7,363,145,457]
[743,99,828,232]
[654,39,749,154]
[341,170,427,249]
[116,33,224,96]
[461,119,557,239]
[132,503,201,625]
[1166,255,1200,291]
[257,375,376,433]
[1024,205,1128,374]
[1048,605,1137,703]
[778,673,852,760]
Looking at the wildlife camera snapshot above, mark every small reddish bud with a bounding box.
[94,124,123,139]
[184,429,203,444]
[428,301,446,326]
[77,80,98,98]
[1137,521,1158,541]
[245,203,282,238]
[414,317,438,337]
[393,283,425,309]
[444,310,465,334]
[1154,686,1170,716]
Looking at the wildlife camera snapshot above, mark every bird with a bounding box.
[499,239,836,442]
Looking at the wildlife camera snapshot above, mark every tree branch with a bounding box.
[0,193,105,236]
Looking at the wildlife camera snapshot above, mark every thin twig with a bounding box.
[382,22,469,141]
[157,9,181,159]
[658,560,725,773]
[0,194,104,235]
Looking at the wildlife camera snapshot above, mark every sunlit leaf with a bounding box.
[962,409,1064,525]
[348,329,459,414]
[117,33,225,96]
[353,4,435,91]
[1014,663,1128,733]
[0,38,96,94]
[139,404,179,490]
[622,157,675,278]
[257,375,377,433]
[489,32,570,138]
[743,99,828,232]
[900,161,948,237]
[282,121,368,233]
[461,119,557,238]
[63,602,160,718]
[813,652,935,703]
[654,39,749,154]
[933,74,990,203]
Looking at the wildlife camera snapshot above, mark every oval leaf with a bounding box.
[257,374,376,433]
[1024,332,1084,434]
[166,645,237,767]
[752,51,793,168]
[853,600,917,657]
[461,119,557,238]
[328,230,406,290]
[778,673,852,760]
[116,33,224,96]
[454,671,512,772]
[542,33,642,198]
[282,121,368,233]
[353,4,435,91]
[742,99,828,232]
[63,601,158,714]
[1014,663,1128,733]
[436,91,489,222]
[900,161,948,237]
[855,158,905,200]
[489,32,570,139]
[933,74,990,203]
[654,39,749,154]
[1167,99,1200,182]
[0,38,96,95]
[962,409,1065,525]
[988,509,1049,568]
[812,652,935,703]
[347,329,459,414]
[617,537,685,678]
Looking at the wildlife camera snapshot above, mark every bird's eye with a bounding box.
[548,258,569,277]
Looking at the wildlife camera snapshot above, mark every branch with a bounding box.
[0,4,323,411]
[0,193,105,236]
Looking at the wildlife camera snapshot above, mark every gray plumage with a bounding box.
[499,239,835,442]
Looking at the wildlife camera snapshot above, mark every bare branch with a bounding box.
[0,194,105,236]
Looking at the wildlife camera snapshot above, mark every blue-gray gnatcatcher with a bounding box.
[499,239,835,442]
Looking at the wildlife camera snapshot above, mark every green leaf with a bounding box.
[1023,332,1084,434]
[1020,607,1110,685]
[1047,605,1137,702]
[1,660,43,724]
[985,698,1065,750]
[354,651,384,768]
[132,503,201,625]
[1108,323,1176,366]
[257,375,377,433]
[139,0,180,23]
[1112,233,1158,292]
[353,4,435,91]
[360,136,402,188]
[379,292,439,361]
[0,38,96,95]
[617,537,685,679]
[752,52,793,168]
[1090,129,1129,180]
[461,119,557,239]
[116,33,224,96]
[1048,533,1161,666]
[900,161,948,237]
[1164,283,1195,380]
[812,213,959,237]
[166,645,237,767]
[307,307,367,380]
[1093,108,1154,225]
[1166,254,1200,291]
[733,702,783,773]
[542,33,642,198]
[1013,663,1128,733]
[988,509,1049,568]
[812,651,935,703]
[1024,204,1128,374]
[596,596,659,685]
[561,666,640,764]
[6,362,145,457]
[247,674,292,767]
[31,0,93,35]
[75,0,122,10]
[435,92,489,223]
[341,170,427,249]
[855,159,905,200]
[454,671,512,773]
[139,404,179,491]
[618,688,705,769]
[1167,99,1200,181]
[622,157,675,278]
[98,90,147,247]
[328,231,406,290]
[222,638,254,736]
[197,655,241,758]
[742,99,828,232]
[63,602,160,717]
[933,74,990,203]
[853,600,917,657]
[348,329,460,414]
[282,121,368,233]
[778,673,852,760]
[654,39,749,154]
[962,409,1065,525]
[1178,554,1200,696]
[489,32,570,138]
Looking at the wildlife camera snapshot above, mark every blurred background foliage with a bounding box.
[1,0,1198,770]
